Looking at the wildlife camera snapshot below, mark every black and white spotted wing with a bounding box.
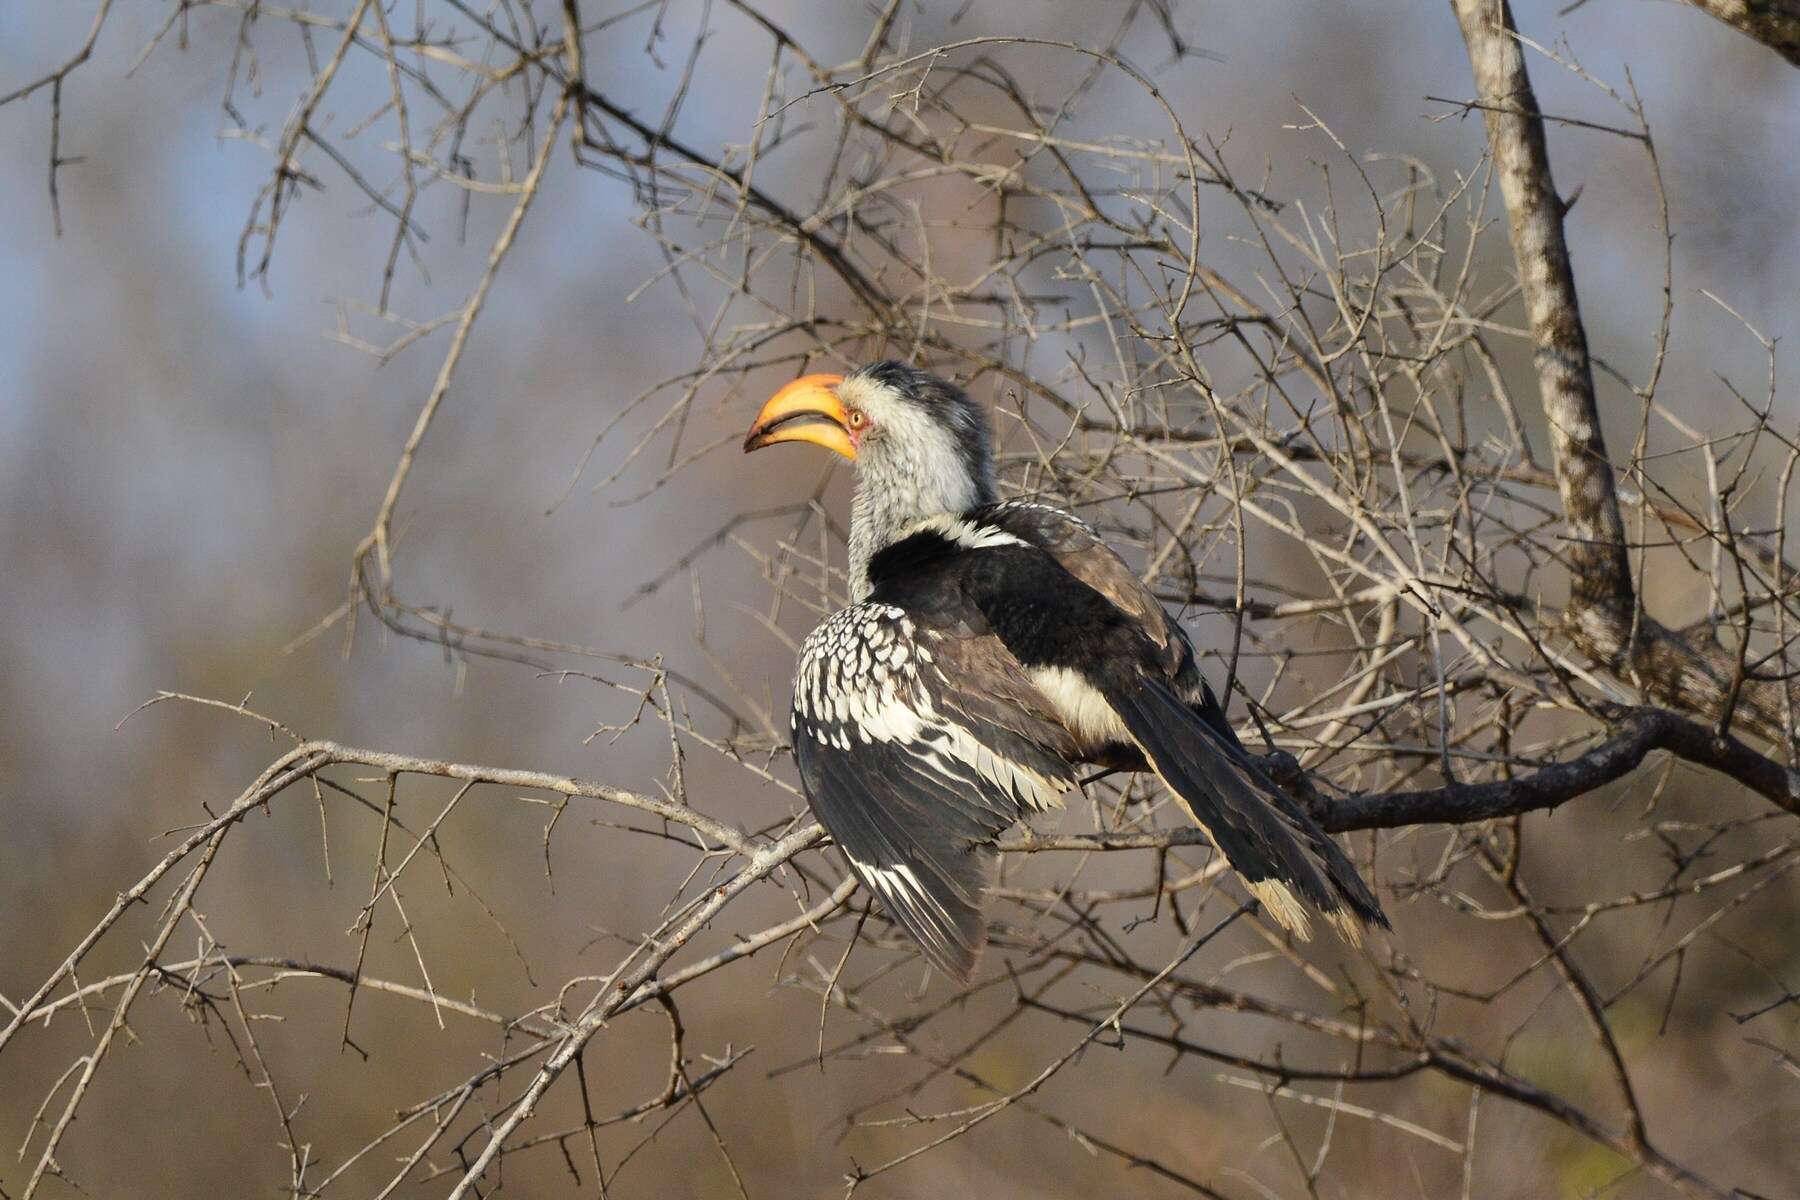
[790,602,1077,980]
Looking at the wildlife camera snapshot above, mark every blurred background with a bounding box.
[2,2,1797,1197]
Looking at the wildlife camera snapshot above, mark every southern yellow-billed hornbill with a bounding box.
[745,362,1387,979]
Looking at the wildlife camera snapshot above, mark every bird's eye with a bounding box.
[847,409,867,429]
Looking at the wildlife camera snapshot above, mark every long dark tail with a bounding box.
[1103,672,1388,940]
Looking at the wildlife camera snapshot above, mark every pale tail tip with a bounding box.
[1327,907,1366,948]
[1247,880,1373,948]
[1247,879,1313,942]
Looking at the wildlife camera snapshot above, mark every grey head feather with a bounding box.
[840,362,999,601]
[851,361,996,506]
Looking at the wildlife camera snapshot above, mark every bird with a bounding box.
[744,361,1387,980]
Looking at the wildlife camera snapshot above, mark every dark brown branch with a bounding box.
[1003,707,1798,847]
[1323,707,1799,829]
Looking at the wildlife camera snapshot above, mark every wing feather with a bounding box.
[976,499,1191,678]
[791,604,1076,979]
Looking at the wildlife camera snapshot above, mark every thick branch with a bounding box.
[1451,0,1634,659]
[1004,709,1797,847]
[1326,707,1797,827]
[1452,0,1796,746]
[1682,0,1800,66]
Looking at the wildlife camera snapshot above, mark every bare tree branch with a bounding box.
[1681,0,1800,65]
[1453,0,1799,748]
[1450,0,1634,657]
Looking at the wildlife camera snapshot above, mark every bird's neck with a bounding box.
[846,456,994,602]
